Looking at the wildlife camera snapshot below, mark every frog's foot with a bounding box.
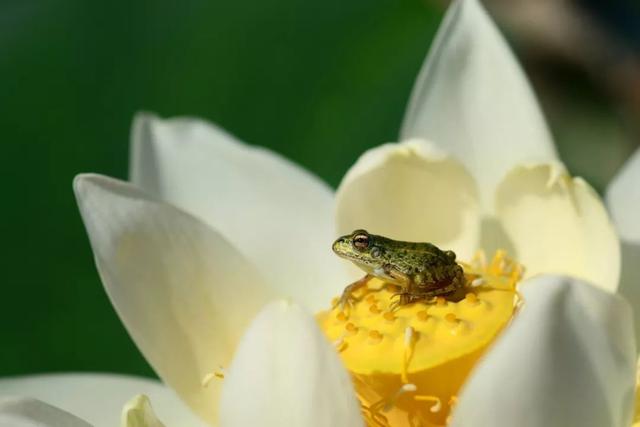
[389,291,416,311]
[409,293,444,305]
[388,298,402,312]
[334,275,371,311]
[336,293,359,312]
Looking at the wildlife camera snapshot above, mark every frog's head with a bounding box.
[332,229,386,270]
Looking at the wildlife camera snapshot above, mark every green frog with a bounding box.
[332,229,466,308]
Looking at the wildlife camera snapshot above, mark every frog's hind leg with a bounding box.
[335,274,372,311]
[410,280,464,304]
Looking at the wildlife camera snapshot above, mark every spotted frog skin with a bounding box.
[332,229,465,307]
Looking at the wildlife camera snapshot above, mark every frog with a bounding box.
[332,229,466,308]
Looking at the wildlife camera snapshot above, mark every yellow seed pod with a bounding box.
[318,251,522,426]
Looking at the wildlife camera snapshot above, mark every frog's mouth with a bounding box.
[332,237,354,254]
[351,259,377,273]
[336,251,377,270]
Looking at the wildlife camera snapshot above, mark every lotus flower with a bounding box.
[2,0,639,426]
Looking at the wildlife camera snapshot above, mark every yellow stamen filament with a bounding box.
[201,368,225,387]
[448,396,458,409]
[318,250,523,426]
[367,383,419,425]
[470,277,485,288]
[444,396,459,425]
[333,334,349,352]
[201,373,216,387]
[414,395,442,413]
[402,327,416,384]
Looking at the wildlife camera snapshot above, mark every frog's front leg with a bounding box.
[335,274,372,310]
[386,266,412,289]
[385,266,415,308]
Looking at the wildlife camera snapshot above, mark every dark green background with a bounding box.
[0,0,636,378]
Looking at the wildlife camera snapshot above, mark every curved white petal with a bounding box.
[74,174,275,424]
[130,113,347,310]
[607,147,640,242]
[495,163,620,292]
[335,139,480,262]
[219,301,363,427]
[451,275,636,427]
[122,395,165,427]
[0,374,205,427]
[0,397,91,427]
[607,147,640,353]
[618,241,640,357]
[400,0,556,211]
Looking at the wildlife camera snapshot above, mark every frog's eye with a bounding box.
[353,233,370,251]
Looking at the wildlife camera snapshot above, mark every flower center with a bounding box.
[318,250,523,427]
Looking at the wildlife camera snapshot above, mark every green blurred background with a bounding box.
[1,0,639,379]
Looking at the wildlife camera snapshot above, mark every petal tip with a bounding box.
[73,173,105,201]
[73,174,140,206]
[133,110,159,124]
[220,298,362,427]
[400,0,556,211]
[496,162,621,292]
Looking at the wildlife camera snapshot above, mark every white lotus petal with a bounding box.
[0,374,205,427]
[495,163,620,292]
[607,147,640,242]
[0,397,91,427]
[74,174,275,424]
[400,0,556,211]
[617,241,640,358]
[219,300,363,427]
[607,147,640,352]
[121,395,165,427]
[130,113,347,310]
[451,275,636,427]
[335,139,480,261]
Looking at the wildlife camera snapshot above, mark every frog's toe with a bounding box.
[388,299,402,312]
[334,292,359,311]
[390,291,417,308]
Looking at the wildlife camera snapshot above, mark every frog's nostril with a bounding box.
[333,238,346,252]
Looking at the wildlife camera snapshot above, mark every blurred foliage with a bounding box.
[0,0,636,379]
[0,0,441,378]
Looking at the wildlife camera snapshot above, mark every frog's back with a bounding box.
[390,240,462,291]
[376,236,455,271]
[406,243,454,271]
